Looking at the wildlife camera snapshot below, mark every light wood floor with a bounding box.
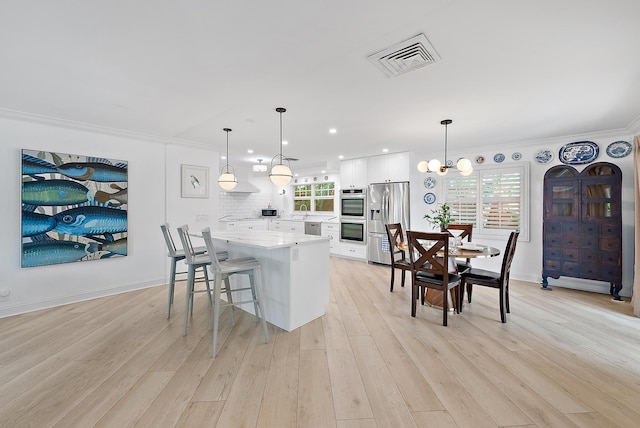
[1,256,640,427]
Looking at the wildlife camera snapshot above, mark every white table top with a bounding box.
[201,229,330,249]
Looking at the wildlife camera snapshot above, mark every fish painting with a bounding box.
[57,159,128,182]
[22,153,58,176]
[53,206,127,236]
[22,211,57,236]
[22,179,90,206]
[90,235,128,256]
[94,184,128,206]
[22,240,101,267]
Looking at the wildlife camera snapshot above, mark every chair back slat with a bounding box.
[385,223,405,258]
[407,231,450,277]
[201,228,224,272]
[161,223,178,256]
[176,224,198,264]
[500,230,520,285]
[442,224,473,242]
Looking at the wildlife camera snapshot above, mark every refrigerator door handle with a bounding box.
[382,189,389,226]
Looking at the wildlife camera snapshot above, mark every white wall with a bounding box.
[0,113,220,317]
[410,131,636,297]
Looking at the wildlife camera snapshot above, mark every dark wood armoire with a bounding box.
[542,162,623,299]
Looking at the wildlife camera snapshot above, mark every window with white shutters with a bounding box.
[444,163,528,240]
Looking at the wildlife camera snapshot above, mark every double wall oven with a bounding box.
[339,188,366,244]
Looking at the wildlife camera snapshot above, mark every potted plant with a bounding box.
[424,202,455,229]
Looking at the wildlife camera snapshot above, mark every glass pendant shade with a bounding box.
[436,166,448,176]
[459,167,473,176]
[218,172,238,190]
[417,160,429,172]
[270,163,292,185]
[457,157,472,173]
[270,107,293,185]
[427,158,442,172]
[218,127,238,190]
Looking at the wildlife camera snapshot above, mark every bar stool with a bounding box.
[160,223,227,319]
[175,224,216,336]
[201,227,269,358]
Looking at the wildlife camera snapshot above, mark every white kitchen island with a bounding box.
[197,229,330,332]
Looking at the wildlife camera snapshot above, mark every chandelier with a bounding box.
[417,119,473,176]
[218,127,238,190]
[269,107,293,185]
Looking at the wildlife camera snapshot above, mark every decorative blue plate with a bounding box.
[606,140,632,158]
[535,149,553,164]
[424,177,436,189]
[512,152,522,160]
[494,153,505,163]
[446,160,454,167]
[424,192,436,204]
[559,141,599,165]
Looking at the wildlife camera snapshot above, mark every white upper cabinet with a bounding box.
[340,157,368,189]
[368,152,411,183]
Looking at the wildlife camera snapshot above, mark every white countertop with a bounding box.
[205,229,330,249]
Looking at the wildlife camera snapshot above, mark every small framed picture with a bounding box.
[181,164,209,198]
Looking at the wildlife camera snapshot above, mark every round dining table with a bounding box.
[397,242,501,309]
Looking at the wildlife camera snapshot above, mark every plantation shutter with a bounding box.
[481,170,521,230]
[444,175,477,225]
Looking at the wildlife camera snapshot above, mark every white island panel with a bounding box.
[205,230,330,332]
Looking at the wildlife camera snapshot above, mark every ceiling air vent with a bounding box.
[367,33,440,78]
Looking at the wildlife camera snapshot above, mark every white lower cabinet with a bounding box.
[269,220,305,235]
[225,220,268,231]
[321,223,340,255]
[340,242,367,260]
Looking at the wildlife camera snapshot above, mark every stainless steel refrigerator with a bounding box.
[367,181,410,265]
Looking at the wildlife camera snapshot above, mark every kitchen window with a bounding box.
[443,163,529,241]
[294,182,335,212]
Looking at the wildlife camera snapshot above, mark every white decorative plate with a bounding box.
[423,192,436,204]
[512,152,522,160]
[424,177,436,189]
[535,149,553,164]
[606,140,632,158]
[494,153,505,163]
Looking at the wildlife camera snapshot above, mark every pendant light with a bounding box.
[269,107,293,186]
[218,127,238,190]
[417,119,473,176]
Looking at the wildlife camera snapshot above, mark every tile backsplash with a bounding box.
[219,192,273,219]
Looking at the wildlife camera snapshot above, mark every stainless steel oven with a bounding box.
[340,220,366,243]
[340,188,366,219]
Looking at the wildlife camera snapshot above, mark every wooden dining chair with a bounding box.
[385,223,412,292]
[443,223,474,302]
[406,231,461,326]
[460,230,519,322]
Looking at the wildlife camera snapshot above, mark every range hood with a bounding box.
[220,180,260,193]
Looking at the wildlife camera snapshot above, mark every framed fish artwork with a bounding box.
[21,149,128,267]
[181,164,209,198]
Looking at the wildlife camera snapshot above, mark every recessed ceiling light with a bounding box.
[382,148,389,153]
[247,149,254,154]
[329,128,337,134]
[282,140,288,145]
[321,170,326,173]
[338,155,344,159]
[221,156,226,160]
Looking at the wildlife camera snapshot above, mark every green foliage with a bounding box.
[424,202,455,229]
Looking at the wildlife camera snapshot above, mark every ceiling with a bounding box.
[2,0,640,173]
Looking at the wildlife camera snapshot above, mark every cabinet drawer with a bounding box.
[562,223,580,234]
[562,248,579,262]
[545,222,562,234]
[544,259,560,271]
[581,264,601,279]
[579,235,599,249]
[560,262,581,276]
[601,238,620,250]
[601,251,621,265]
[581,223,599,233]
[544,247,561,260]
[545,234,562,247]
[580,249,600,263]
[601,223,621,235]
[601,265,622,282]
[561,234,579,247]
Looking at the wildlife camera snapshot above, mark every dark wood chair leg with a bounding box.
[499,286,507,323]
[401,270,405,287]
[390,265,395,292]
[411,283,418,317]
[442,292,448,326]
[467,283,473,303]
